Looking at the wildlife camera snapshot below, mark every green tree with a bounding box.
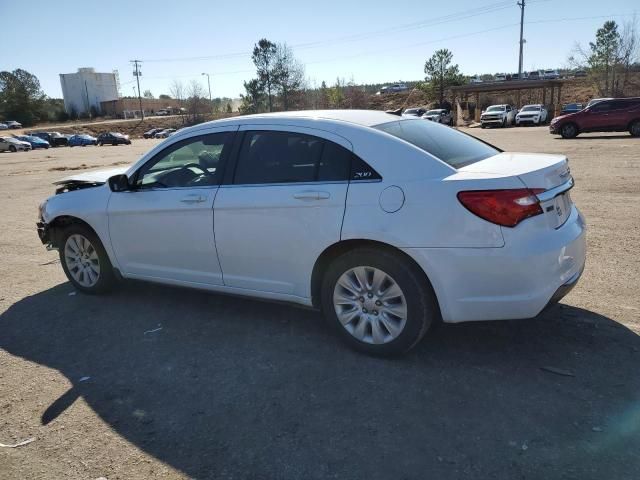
[239,79,264,114]
[319,81,329,109]
[0,69,46,126]
[328,78,345,108]
[226,102,232,113]
[252,38,278,112]
[159,94,171,100]
[423,49,464,106]
[588,21,620,96]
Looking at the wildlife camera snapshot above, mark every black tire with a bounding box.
[58,224,116,294]
[629,120,640,137]
[99,142,103,146]
[9,145,16,152]
[321,247,438,356]
[501,118,507,128]
[560,123,578,139]
[480,124,486,129]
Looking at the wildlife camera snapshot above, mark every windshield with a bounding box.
[521,106,540,112]
[373,119,499,169]
[486,106,504,112]
[426,110,444,115]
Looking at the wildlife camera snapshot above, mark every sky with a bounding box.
[1,0,638,100]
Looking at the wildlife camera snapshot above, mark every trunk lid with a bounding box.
[458,152,570,190]
[458,152,573,228]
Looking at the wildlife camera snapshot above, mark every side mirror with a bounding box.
[108,174,130,192]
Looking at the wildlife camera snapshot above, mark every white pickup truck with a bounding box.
[480,104,516,128]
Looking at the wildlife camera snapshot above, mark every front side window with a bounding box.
[136,132,232,188]
[233,131,352,185]
[374,119,499,169]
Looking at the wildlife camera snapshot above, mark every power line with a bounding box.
[140,0,517,63]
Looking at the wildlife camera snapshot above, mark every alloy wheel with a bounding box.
[64,234,101,287]
[333,266,407,345]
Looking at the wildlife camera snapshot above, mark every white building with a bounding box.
[59,68,119,115]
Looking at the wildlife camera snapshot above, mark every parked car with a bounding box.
[561,103,584,115]
[143,128,165,138]
[550,97,640,138]
[402,108,427,118]
[494,73,507,82]
[36,110,585,355]
[97,132,131,146]
[480,104,516,128]
[3,120,22,129]
[155,109,170,116]
[527,70,542,81]
[422,109,453,125]
[69,134,98,147]
[30,132,69,147]
[469,76,483,84]
[543,69,560,80]
[14,135,50,149]
[515,104,548,126]
[0,123,8,130]
[154,128,176,138]
[378,84,409,94]
[0,136,31,152]
[574,70,588,78]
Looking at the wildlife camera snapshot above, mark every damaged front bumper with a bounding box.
[36,221,55,249]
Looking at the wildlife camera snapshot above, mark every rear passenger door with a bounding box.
[213,126,352,299]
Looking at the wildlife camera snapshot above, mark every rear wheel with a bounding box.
[629,120,640,137]
[560,123,578,139]
[59,225,115,294]
[321,248,437,356]
[9,145,16,152]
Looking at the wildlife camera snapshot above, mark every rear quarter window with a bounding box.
[373,119,499,169]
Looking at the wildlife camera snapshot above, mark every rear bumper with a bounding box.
[402,206,586,323]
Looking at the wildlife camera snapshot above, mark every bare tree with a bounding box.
[186,80,206,123]
[169,79,185,122]
[274,43,305,111]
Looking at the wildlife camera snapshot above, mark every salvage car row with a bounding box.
[0,131,132,152]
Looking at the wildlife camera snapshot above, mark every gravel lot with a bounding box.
[1,127,639,480]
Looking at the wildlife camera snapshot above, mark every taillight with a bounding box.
[457,188,545,227]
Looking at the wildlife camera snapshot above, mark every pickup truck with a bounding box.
[480,104,516,128]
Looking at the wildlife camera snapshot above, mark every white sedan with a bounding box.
[516,104,548,126]
[37,111,586,355]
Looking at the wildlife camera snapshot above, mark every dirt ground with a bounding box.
[1,127,639,480]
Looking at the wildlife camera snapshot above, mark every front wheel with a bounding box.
[9,145,16,152]
[629,120,640,137]
[321,248,437,356]
[561,123,578,139]
[59,225,116,294]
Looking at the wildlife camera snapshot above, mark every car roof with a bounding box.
[197,110,401,129]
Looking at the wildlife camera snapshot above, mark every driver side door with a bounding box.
[107,129,236,285]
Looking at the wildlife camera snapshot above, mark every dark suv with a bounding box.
[550,97,640,138]
[30,131,69,147]
[97,132,131,146]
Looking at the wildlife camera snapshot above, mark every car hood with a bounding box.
[552,112,577,122]
[53,166,128,185]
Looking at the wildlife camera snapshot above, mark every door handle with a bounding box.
[293,191,331,201]
[180,194,207,204]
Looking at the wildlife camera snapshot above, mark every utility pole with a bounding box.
[517,0,525,80]
[84,80,91,119]
[202,73,212,111]
[131,60,144,120]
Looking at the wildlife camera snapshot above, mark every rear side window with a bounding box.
[590,101,611,112]
[234,131,353,184]
[374,119,499,169]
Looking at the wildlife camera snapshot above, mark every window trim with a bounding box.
[131,131,235,190]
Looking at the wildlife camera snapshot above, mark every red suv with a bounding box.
[550,97,640,138]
